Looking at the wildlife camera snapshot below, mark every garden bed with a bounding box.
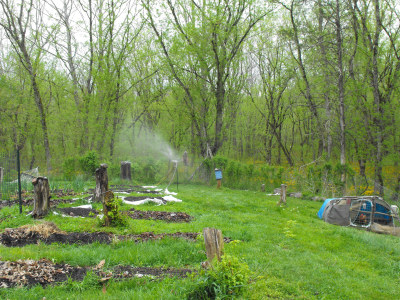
[0,258,193,288]
[0,223,200,247]
[126,208,192,222]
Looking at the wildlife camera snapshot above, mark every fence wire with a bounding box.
[0,151,21,201]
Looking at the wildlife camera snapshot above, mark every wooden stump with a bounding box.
[102,190,115,227]
[261,184,265,192]
[120,161,131,180]
[203,227,224,264]
[0,167,3,183]
[32,177,50,218]
[94,164,108,202]
[277,184,287,206]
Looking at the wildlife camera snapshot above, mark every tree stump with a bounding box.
[277,184,287,206]
[103,190,115,227]
[0,167,3,183]
[32,177,50,218]
[261,184,265,192]
[203,227,224,264]
[120,161,131,180]
[94,164,108,202]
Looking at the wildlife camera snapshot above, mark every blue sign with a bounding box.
[215,169,222,180]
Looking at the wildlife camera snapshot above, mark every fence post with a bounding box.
[17,149,22,214]
[0,167,3,200]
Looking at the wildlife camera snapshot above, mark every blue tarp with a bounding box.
[317,198,336,219]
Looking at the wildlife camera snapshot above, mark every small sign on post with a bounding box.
[215,168,222,189]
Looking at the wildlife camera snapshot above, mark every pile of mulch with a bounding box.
[58,207,98,217]
[0,259,193,288]
[0,259,86,288]
[126,208,192,222]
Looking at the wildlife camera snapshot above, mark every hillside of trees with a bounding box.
[1,0,399,196]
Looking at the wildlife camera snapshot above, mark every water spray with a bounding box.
[166,160,179,192]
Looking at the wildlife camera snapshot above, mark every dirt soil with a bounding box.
[0,259,193,288]
[126,208,192,222]
[58,207,98,217]
[0,224,200,247]
[0,198,80,211]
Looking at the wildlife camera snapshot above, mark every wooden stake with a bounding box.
[277,184,287,206]
[32,177,50,218]
[261,184,265,192]
[203,227,224,264]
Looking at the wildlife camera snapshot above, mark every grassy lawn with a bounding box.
[0,183,399,299]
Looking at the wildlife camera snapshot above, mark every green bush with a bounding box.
[62,157,78,180]
[79,151,99,176]
[187,255,251,299]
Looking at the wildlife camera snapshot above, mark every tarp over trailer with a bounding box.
[318,196,400,235]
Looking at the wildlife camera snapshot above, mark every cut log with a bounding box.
[203,227,224,264]
[120,161,131,180]
[32,177,50,218]
[94,164,108,202]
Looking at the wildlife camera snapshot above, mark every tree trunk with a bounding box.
[203,227,224,264]
[94,164,109,202]
[120,161,131,180]
[32,177,50,218]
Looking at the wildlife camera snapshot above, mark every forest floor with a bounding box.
[0,183,399,299]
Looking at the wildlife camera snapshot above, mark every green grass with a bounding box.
[0,184,400,299]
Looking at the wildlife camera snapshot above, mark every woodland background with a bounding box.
[1,0,400,198]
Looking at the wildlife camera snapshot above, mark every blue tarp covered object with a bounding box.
[317,198,336,219]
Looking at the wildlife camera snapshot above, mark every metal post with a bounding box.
[17,149,22,214]
[176,163,179,192]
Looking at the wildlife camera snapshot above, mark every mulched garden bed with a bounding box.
[0,198,80,211]
[58,207,98,217]
[0,224,200,247]
[126,208,192,222]
[0,259,193,288]
[0,259,86,288]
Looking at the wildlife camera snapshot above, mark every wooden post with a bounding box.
[94,164,108,202]
[277,184,287,206]
[203,227,224,264]
[32,177,50,218]
[261,184,265,192]
[120,161,131,180]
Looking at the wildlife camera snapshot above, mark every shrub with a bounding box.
[62,157,78,180]
[187,255,251,299]
[79,151,99,176]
